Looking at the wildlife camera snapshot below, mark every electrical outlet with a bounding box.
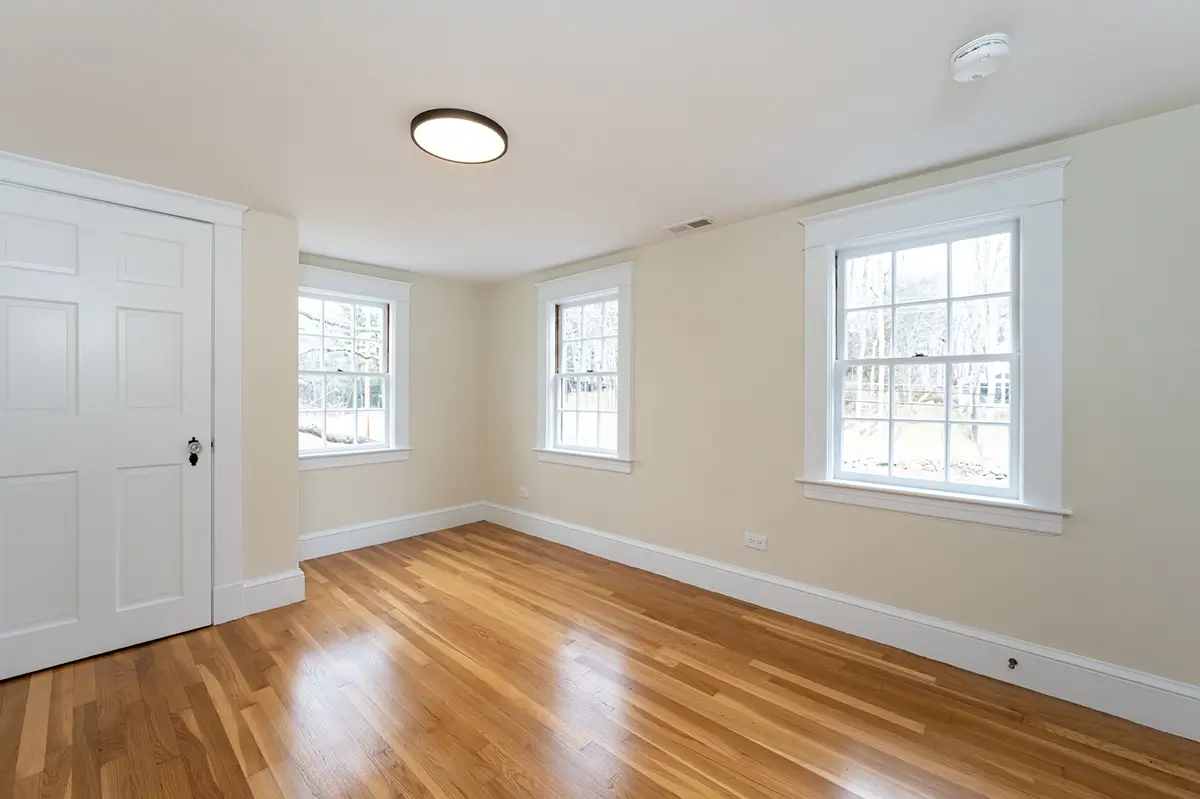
[518,486,530,499]
[744,532,768,551]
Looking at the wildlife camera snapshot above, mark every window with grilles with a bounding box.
[835,222,1019,498]
[554,296,619,453]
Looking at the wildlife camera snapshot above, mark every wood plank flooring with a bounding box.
[2,521,1199,798]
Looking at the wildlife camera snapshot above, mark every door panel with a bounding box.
[0,183,212,680]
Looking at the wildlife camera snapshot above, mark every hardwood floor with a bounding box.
[2,522,1199,798]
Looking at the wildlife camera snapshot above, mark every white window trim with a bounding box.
[298,264,411,471]
[799,158,1072,534]
[535,262,634,472]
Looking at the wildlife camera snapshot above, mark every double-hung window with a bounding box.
[535,263,633,472]
[800,160,1070,534]
[298,265,410,469]
[835,222,1018,496]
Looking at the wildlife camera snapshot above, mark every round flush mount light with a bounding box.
[950,33,1011,83]
[410,108,508,164]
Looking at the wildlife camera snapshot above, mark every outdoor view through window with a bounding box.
[555,297,620,452]
[836,224,1018,497]
[298,295,390,453]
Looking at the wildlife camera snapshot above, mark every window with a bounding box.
[298,265,410,470]
[800,159,1070,534]
[836,223,1018,497]
[535,263,633,472]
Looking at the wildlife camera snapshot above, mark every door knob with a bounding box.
[187,437,202,466]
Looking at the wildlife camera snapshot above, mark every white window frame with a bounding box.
[799,159,1072,534]
[298,265,411,470]
[833,219,1021,499]
[535,262,633,473]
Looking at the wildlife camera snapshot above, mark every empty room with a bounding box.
[1,2,1199,797]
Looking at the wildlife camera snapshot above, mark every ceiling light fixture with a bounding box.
[950,33,1011,83]
[410,109,508,164]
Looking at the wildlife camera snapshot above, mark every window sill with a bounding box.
[796,477,1070,535]
[299,448,412,471]
[534,448,633,474]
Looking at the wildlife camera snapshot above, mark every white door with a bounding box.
[0,183,213,680]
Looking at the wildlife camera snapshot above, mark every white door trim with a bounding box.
[0,149,248,625]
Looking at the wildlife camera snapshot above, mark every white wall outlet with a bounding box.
[744,532,768,551]
[518,486,530,499]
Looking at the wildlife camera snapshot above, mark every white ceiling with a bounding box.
[2,1,1199,278]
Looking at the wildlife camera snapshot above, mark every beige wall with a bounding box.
[482,103,1200,685]
[242,211,300,579]
[298,254,487,535]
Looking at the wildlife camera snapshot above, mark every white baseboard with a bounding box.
[299,502,487,561]
[483,502,1200,743]
[241,568,307,616]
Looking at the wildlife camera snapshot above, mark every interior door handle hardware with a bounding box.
[187,437,203,466]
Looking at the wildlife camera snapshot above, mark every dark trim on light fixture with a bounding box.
[410,108,509,164]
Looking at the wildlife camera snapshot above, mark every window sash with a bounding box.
[299,291,392,454]
[299,291,390,375]
[553,295,620,453]
[832,221,1020,499]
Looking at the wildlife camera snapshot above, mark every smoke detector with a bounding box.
[950,34,1010,83]
[666,217,716,234]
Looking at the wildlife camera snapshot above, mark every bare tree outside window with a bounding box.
[836,226,1017,495]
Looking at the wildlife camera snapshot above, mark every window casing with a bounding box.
[833,221,1020,499]
[800,159,1070,534]
[298,265,410,469]
[535,263,633,472]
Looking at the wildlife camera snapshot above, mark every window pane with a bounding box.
[951,362,1011,422]
[324,338,355,371]
[892,422,945,480]
[299,335,322,370]
[299,412,324,451]
[952,297,1012,355]
[843,309,892,359]
[844,253,891,309]
[842,365,889,419]
[582,339,602,373]
[325,375,355,409]
[894,303,947,357]
[950,424,1010,487]
[561,306,582,340]
[952,233,1011,297]
[599,376,618,412]
[358,376,385,410]
[323,301,353,339]
[603,301,618,336]
[582,303,603,338]
[559,412,577,446]
[893,365,945,420]
[561,341,580,373]
[324,410,356,448]
[357,410,386,446]
[599,413,618,451]
[299,375,323,410]
[602,338,618,372]
[578,377,599,411]
[355,340,382,373]
[895,243,947,303]
[841,420,888,475]
[298,298,322,334]
[355,305,383,340]
[559,377,578,411]
[577,411,599,448]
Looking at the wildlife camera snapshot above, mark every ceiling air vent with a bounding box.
[666,217,716,234]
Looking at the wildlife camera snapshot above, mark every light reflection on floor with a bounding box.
[555,630,630,793]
